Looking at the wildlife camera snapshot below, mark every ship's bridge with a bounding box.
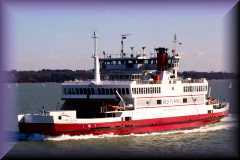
[100,57,157,71]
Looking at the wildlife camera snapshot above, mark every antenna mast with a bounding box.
[130,46,134,57]
[92,32,100,84]
[92,32,98,56]
[172,33,177,56]
[142,46,146,56]
[120,34,130,58]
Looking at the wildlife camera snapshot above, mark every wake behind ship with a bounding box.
[18,33,229,136]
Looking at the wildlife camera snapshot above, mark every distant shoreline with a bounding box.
[5,70,238,83]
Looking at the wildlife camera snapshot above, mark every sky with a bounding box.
[3,0,238,72]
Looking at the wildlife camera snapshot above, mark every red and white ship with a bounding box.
[18,33,229,136]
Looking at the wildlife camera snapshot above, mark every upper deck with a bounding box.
[61,34,209,102]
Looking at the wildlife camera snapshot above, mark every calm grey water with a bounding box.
[4,80,239,159]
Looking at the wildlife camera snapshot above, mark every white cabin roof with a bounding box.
[62,80,134,86]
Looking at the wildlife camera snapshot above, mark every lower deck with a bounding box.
[18,110,228,136]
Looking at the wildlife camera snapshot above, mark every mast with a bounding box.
[120,34,130,58]
[130,46,134,57]
[172,33,181,79]
[172,33,177,56]
[92,32,100,84]
[142,46,146,56]
[93,32,97,56]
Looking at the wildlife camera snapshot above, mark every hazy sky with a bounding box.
[4,1,238,72]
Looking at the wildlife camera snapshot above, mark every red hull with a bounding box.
[18,111,228,136]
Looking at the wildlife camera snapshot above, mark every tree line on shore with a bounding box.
[5,69,238,83]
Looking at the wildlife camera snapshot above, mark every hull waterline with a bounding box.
[18,111,228,136]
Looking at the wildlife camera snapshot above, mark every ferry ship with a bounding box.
[17,33,229,136]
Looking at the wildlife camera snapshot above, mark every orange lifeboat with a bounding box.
[153,74,161,83]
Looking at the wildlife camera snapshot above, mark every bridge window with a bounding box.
[106,88,109,95]
[64,88,67,95]
[149,59,154,64]
[91,88,95,94]
[98,88,101,94]
[157,99,162,104]
[71,88,75,95]
[87,88,91,95]
[69,88,72,94]
[79,88,83,94]
[183,98,187,103]
[126,88,129,94]
[117,88,121,94]
[102,88,105,95]
[83,88,87,94]
[110,88,114,95]
[75,88,79,94]
[122,88,125,94]
[132,88,135,94]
